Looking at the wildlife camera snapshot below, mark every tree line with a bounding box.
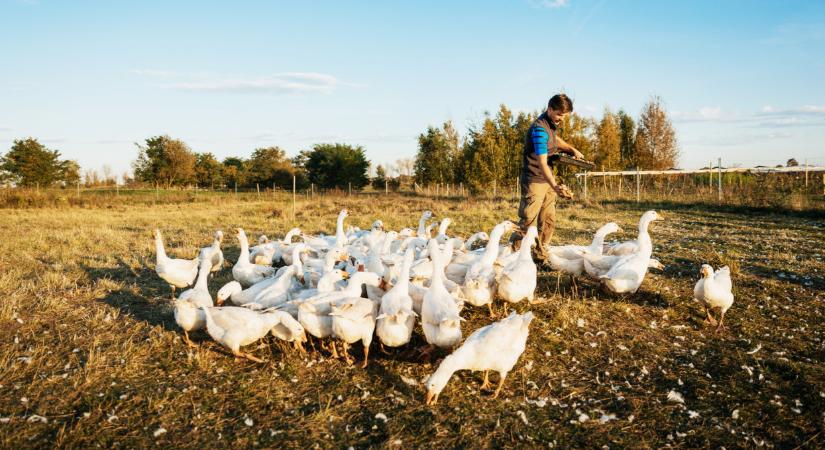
[413,96,679,192]
[1,96,678,191]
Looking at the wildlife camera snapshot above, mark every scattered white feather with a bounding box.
[747,344,762,355]
[375,413,388,423]
[153,427,167,437]
[516,410,529,425]
[598,413,617,424]
[27,415,47,424]
[731,409,740,419]
[667,390,685,404]
[577,318,585,328]
[244,417,254,427]
[687,410,700,418]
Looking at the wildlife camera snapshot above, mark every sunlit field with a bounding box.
[1,194,823,448]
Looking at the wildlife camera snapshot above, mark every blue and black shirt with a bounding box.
[521,112,559,183]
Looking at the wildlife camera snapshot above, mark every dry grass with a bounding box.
[1,195,824,448]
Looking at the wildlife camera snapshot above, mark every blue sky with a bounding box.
[1,0,824,177]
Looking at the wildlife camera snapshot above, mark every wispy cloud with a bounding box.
[673,105,825,129]
[530,0,569,9]
[169,72,354,94]
[133,70,360,95]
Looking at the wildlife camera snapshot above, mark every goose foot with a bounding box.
[379,343,392,355]
[480,371,492,390]
[360,345,370,369]
[715,312,726,334]
[491,374,507,399]
[183,331,198,348]
[341,342,353,365]
[294,340,306,353]
[234,351,264,363]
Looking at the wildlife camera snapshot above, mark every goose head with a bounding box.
[639,211,664,229]
[421,210,434,220]
[597,222,622,236]
[649,259,665,271]
[216,281,242,306]
[371,220,384,232]
[258,235,269,245]
[700,264,714,278]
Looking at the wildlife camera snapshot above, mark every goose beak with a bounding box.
[341,270,350,280]
[425,390,438,406]
[216,297,225,306]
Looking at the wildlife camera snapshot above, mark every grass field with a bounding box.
[1,194,824,448]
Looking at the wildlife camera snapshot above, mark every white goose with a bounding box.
[200,230,224,274]
[599,211,664,294]
[376,248,417,348]
[232,228,276,287]
[297,271,384,343]
[425,311,533,405]
[548,222,622,293]
[200,305,285,362]
[302,209,349,251]
[421,239,463,353]
[173,256,214,347]
[218,245,305,306]
[329,297,376,368]
[462,220,517,315]
[416,210,435,237]
[694,264,734,333]
[154,229,199,299]
[496,226,539,304]
[604,210,663,256]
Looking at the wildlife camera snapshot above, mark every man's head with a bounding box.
[547,94,573,125]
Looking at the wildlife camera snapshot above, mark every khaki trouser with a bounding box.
[509,181,556,260]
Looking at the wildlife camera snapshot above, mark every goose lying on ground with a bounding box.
[425,311,533,405]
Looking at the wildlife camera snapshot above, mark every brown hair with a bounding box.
[548,94,573,113]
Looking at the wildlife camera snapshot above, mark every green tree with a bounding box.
[634,96,679,169]
[303,143,370,189]
[0,138,67,187]
[594,108,622,170]
[460,105,535,192]
[372,164,387,189]
[414,121,461,185]
[617,109,636,169]
[221,157,247,188]
[132,135,196,187]
[194,153,224,188]
[246,146,296,189]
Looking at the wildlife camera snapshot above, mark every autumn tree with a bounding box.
[634,96,679,169]
[132,135,196,187]
[221,157,247,188]
[594,108,621,170]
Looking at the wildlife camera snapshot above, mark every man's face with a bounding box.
[548,108,569,126]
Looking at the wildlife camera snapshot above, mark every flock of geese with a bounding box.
[153,209,735,404]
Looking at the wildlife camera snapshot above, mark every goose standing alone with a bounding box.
[694,264,734,333]
[425,311,534,405]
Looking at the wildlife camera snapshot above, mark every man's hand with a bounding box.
[570,148,585,160]
[553,184,574,199]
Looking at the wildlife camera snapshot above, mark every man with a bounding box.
[510,93,584,262]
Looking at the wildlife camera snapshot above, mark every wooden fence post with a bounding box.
[348,182,352,196]
[635,168,640,203]
[718,157,722,203]
[804,158,809,187]
[583,172,588,201]
[77,180,80,197]
[292,175,296,219]
[256,183,260,197]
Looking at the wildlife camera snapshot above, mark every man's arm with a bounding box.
[554,135,585,160]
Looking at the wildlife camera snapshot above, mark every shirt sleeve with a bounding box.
[531,127,549,155]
